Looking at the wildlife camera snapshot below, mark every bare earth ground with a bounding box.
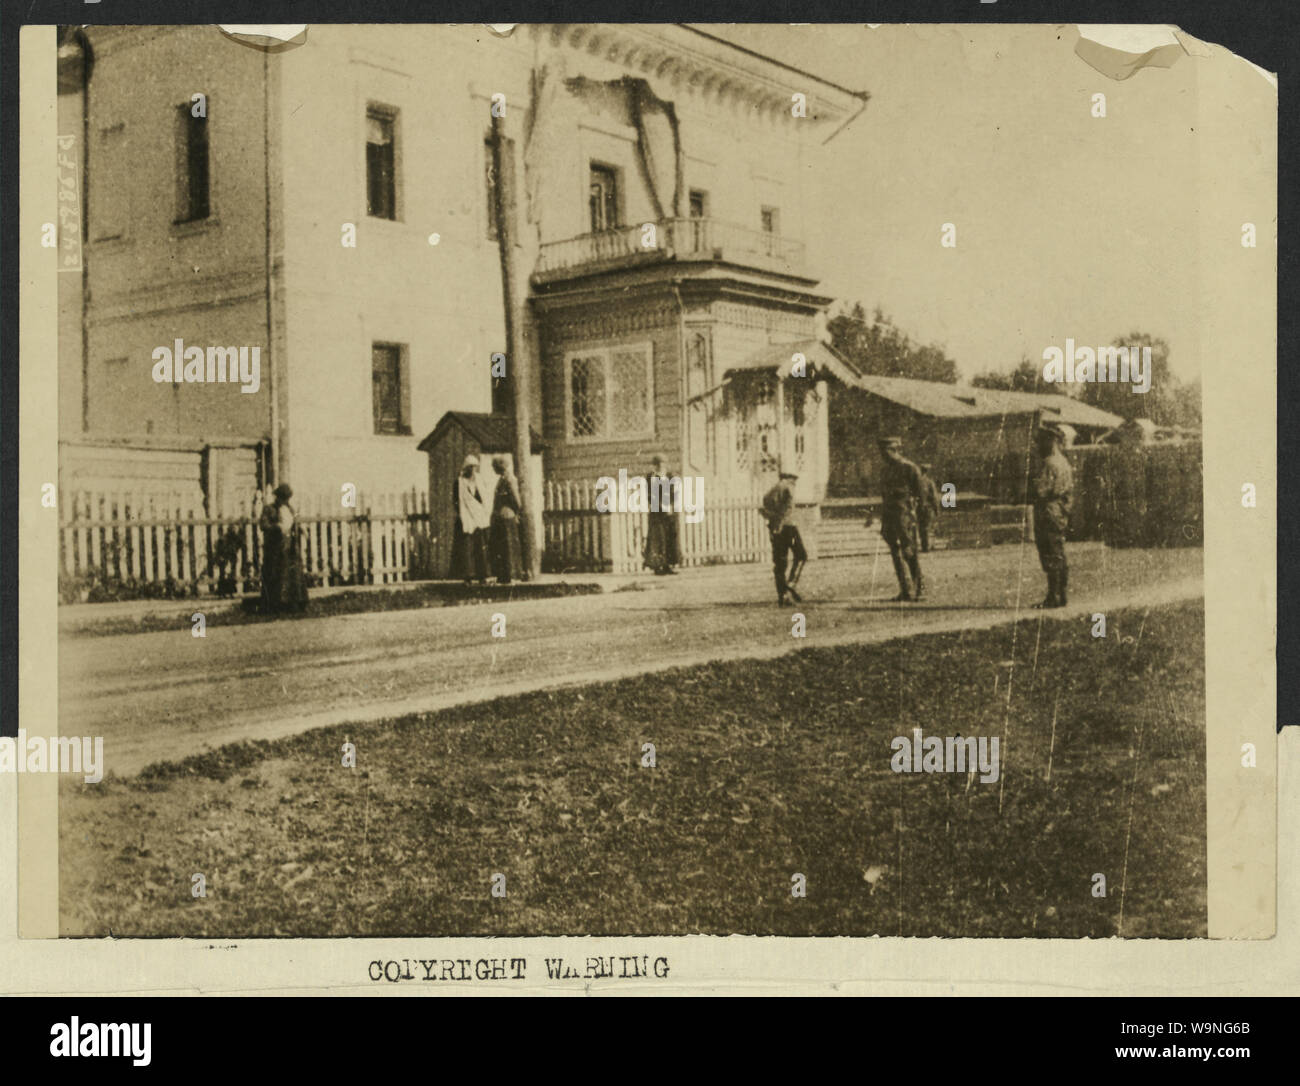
[58,544,1203,776]
[59,597,1206,938]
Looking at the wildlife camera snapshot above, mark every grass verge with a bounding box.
[60,600,1206,937]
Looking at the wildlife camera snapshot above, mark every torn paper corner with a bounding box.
[218,25,309,52]
[1073,23,1276,91]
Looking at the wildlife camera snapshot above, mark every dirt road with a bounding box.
[57,545,1203,776]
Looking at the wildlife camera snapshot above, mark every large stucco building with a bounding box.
[57,23,868,515]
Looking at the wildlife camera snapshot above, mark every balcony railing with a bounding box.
[533,217,808,282]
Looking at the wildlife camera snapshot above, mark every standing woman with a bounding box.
[259,483,302,613]
[489,455,523,585]
[643,455,681,575]
[451,454,490,585]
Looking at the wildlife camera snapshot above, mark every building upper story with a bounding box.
[65,23,865,320]
[58,24,867,497]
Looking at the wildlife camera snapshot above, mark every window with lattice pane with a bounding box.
[610,349,650,434]
[757,423,779,473]
[566,345,653,441]
[735,424,752,472]
[570,355,606,438]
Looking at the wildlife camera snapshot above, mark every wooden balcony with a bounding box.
[532,217,810,284]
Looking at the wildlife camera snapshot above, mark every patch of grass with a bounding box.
[60,601,1206,938]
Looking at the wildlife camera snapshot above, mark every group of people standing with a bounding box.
[257,425,1073,617]
[451,453,525,585]
[759,426,1072,609]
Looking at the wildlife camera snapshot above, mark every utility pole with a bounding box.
[490,109,538,579]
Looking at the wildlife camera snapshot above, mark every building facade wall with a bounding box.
[537,291,682,482]
[75,26,273,447]
[274,25,536,503]
[64,24,859,514]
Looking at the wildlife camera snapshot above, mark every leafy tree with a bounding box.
[827,303,960,384]
[971,355,1068,395]
[1076,332,1191,424]
[1164,375,1202,429]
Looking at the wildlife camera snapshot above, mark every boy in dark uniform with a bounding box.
[760,469,806,605]
[875,436,925,601]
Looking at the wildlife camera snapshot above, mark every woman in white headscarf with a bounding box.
[451,454,491,584]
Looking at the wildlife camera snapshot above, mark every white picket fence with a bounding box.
[57,479,774,599]
[542,479,770,573]
[58,488,434,598]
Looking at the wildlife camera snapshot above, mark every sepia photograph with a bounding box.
[34,20,1264,944]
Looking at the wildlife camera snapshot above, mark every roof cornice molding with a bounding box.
[535,23,866,130]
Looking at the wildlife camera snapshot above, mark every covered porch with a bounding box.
[690,338,859,506]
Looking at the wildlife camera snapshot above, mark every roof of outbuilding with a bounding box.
[850,372,1124,428]
[417,412,546,454]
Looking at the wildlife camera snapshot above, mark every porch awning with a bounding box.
[724,338,862,385]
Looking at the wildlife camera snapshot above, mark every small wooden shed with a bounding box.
[417,412,546,577]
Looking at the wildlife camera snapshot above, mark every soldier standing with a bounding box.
[917,463,941,553]
[760,468,806,605]
[1029,422,1074,608]
[875,436,925,601]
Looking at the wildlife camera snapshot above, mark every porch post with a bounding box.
[774,371,785,476]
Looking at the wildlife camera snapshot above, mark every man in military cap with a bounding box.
[1029,421,1074,608]
[875,436,926,601]
[760,467,806,605]
[917,463,941,553]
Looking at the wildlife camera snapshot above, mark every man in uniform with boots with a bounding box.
[875,436,925,601]
[760,467,807,605]
[1029,422,1074,608]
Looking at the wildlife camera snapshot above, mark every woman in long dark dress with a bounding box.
[643,455,681,575]
[488,455,523,584]
[259,483,305,613]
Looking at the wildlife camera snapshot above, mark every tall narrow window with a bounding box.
[570,355,606,438]
[92,122,128,241]
[760,206,781,257]
[588,163,619,233]
[686,189,709,251]
[371,343,409,435]
[175,105,209,223]
[366,107,397,220]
